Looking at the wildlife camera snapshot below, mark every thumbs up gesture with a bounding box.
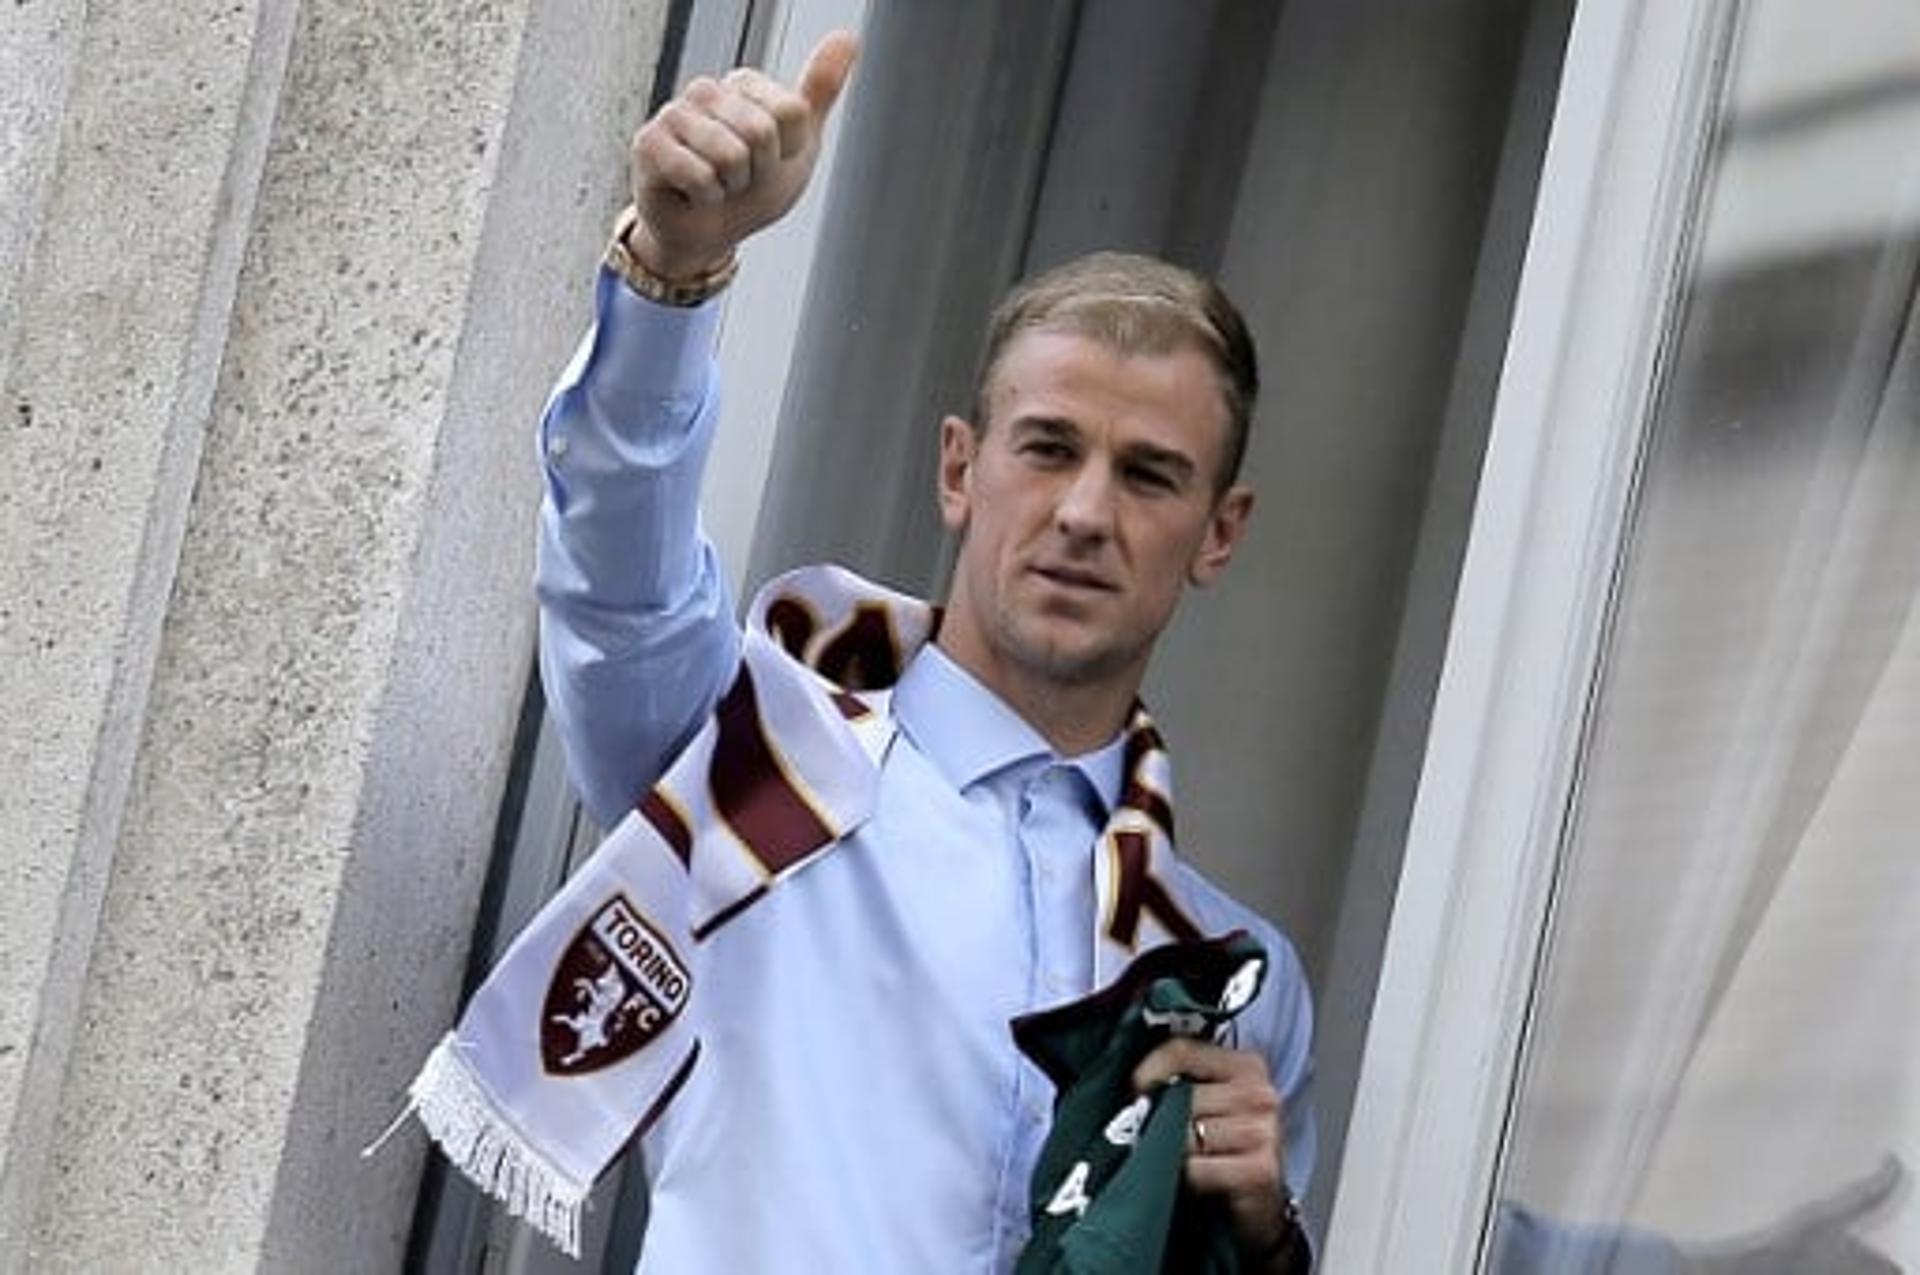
[625,31,859,281]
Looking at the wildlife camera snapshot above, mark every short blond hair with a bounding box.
[972,252,1258,488]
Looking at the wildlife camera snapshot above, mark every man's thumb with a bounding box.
[799,30,859,117]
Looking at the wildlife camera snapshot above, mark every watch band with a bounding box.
[1256,1192,1313,1273]
[604,205,738,307]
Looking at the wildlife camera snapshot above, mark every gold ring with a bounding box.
[1193,1118,1209,1153]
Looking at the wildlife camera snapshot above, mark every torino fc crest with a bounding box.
[541,895,691,1075]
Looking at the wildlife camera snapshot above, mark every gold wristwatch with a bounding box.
[604,204,739,307]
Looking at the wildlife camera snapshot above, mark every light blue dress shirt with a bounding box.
[535,269,1317,1272]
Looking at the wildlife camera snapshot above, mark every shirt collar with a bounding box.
[892,644,1128,814]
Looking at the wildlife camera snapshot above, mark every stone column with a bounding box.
[0,3,668,1270]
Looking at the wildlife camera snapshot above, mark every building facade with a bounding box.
[4,1,1915,1271]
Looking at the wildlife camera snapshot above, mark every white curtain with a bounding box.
[1492,3,1920,1255]
[1499,263,1920,1267]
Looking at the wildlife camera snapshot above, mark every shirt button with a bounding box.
[546,433,569,461]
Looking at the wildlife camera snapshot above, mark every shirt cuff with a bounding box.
[584,263,725,414]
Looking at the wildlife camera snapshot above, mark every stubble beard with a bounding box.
[991,605,1145,694]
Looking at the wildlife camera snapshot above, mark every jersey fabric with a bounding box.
[1013,932,1272,1274]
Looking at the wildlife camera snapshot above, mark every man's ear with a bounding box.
[938,415,978,533]
[1188,484,1255,586]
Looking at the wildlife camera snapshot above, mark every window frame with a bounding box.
[1321,1,1742,1268]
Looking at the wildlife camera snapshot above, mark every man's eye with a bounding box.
[1023,440,1073,461]
[1126,465,1177,491]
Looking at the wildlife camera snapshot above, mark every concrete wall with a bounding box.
[0,3,668,1269]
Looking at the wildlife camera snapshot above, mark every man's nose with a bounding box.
[1054,461,1116,542]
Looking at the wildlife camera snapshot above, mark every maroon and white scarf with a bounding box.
[399,564,1209,1255]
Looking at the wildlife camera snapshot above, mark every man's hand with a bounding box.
[1134,1037,1297,1266]
[625,30,859,281]
[1682,1156,1903,1275]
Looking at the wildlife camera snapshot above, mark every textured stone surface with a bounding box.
[0,0,83,352]
[3,0,668,1269]
[0,3,296,1263]
[24,2,525,1268]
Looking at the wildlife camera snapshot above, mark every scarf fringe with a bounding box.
[409,1033,589,1258]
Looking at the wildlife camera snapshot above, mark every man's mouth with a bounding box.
[1030,564,1117,592]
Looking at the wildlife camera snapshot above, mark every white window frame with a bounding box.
[1322,1,1740,1270]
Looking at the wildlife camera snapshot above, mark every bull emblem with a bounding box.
[550,963,632,1068]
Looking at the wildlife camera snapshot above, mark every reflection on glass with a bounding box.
[1488,0,1920,1270]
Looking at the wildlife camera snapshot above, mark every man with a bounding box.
[530,32,1314,1271]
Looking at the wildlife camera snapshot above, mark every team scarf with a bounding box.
[397,564,1212,1256]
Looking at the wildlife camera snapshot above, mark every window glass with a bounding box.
[1489,0,1920,1268]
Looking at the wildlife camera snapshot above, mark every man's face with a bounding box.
[936,329,1254,708]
